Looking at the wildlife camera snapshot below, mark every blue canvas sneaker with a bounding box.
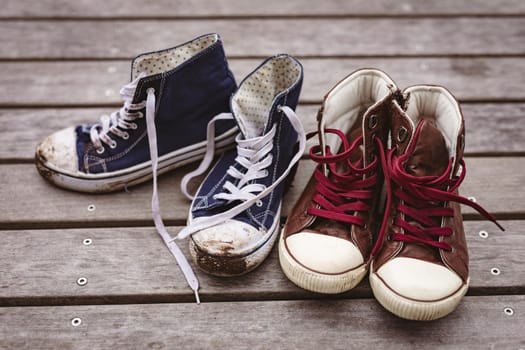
[35,33,238,193]
[172,54,306,277]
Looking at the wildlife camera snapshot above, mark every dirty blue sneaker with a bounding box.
[35,33,237,193]
[173,54,306,277]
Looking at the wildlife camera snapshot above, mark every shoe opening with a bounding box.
[231,55,302,139]
[131,33,219,79]
[403,86,462,158]
[319,69,395,154]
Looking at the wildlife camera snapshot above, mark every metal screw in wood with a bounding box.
[77,277,88,286]
[71,317,82,327]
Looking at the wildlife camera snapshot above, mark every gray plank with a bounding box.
[3,0,525,18]
[0,221,521,305]
[0,158,522,228]
[1,18,525,59]
[0,296,523,350]
[2,58,525,107]
[1,103,524,163]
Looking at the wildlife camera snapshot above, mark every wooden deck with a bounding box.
[1,1,524,348]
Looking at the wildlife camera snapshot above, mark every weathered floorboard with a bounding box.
[1,103,524,163]
[0,221,520,306]
[2,58,525,107]
[4,0,525,18]
[1,18,525,59]
[0,296,523,350]
[0,158,522,228]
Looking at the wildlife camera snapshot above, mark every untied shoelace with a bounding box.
[371,121,504,257]
[87,78,202,303]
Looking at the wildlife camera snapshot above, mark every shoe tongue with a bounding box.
[232,109,268,140]
[405,119,449,177]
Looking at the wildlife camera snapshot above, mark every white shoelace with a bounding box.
[90,74,146,153]
[176,105,306,239]
[144,88,201,304]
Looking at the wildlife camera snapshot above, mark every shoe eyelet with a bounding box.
[397,126,408,142]
[368,114,378,129]
[255,200,263,207]
[96,147,105,154]
[122,132,129,140]
[138,112,144,119]
[262,170,269,177]
[110,141,117,149]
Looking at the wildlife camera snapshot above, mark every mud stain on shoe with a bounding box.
[195,251,249,277]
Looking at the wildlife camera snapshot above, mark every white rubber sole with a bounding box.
[35,128,237,193]
[188,211,281,277]
[278,232,368,294]
[370,267,469,321]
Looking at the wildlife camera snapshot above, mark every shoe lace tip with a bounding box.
[495,221,505,232]
[194,290,201,304]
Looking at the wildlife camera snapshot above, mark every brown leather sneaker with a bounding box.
[279,69,399,293]
[369,85,503,320]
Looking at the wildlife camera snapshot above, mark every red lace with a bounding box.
[371,122,504,256]
[306,128,383,226]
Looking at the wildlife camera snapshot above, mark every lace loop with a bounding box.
[305,129,381,227]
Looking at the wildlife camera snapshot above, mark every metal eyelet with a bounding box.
[83,238,92,246]
[138,112,144,119]
[256,200,263,207]
[479,230,488,238]
[397,126,408,142]
[71,317,82,327]
[96,147,105,154]
[368,114,378,129]
[110,141,117,149]
[122,132,129,140]
[491,267,501,275]
[504,307,514,316]
[130,123,138,130]
[262,170,269,177]
[77,277,88,286]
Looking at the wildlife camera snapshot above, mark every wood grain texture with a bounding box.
[0,221,521,305]
[1,296,523,350]
[1,103,524,163]
[0,158,522,228]
[1,18,525,59]
[2,58,525,107]
[4,0,525,18]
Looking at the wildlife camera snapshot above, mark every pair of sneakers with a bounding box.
[280,69,503,320]
[35,33,306,302]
